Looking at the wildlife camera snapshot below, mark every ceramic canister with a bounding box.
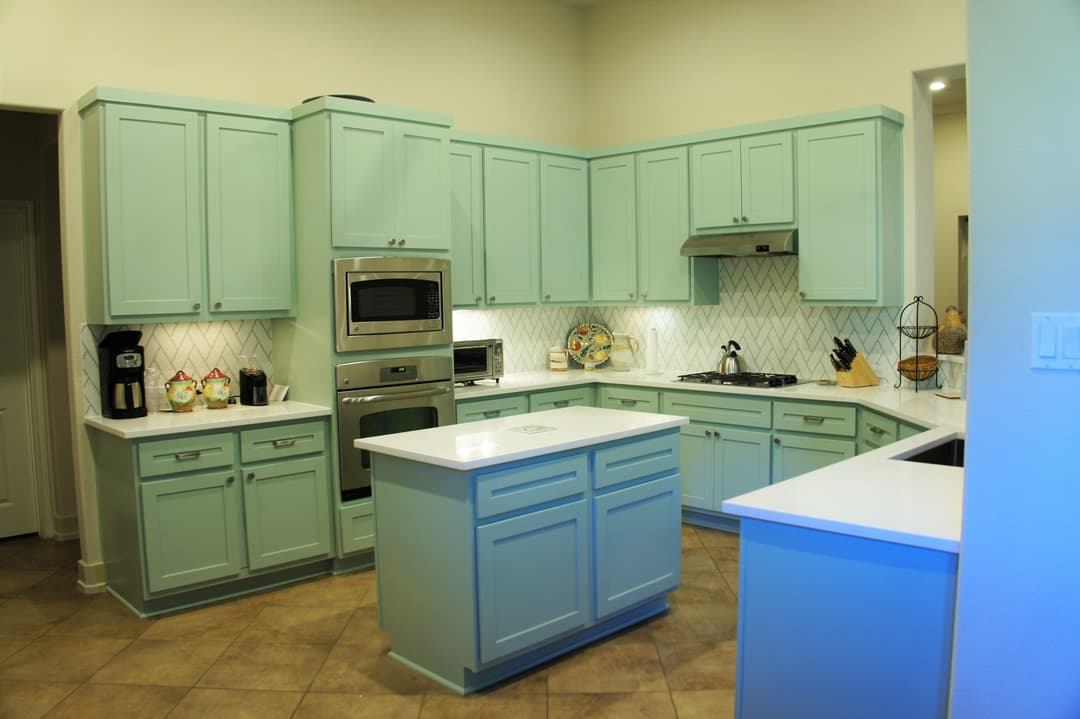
[201,367,231,409]
[164,370,197,412]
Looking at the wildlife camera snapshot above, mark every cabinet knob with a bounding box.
[799,291,806,299]
[544,293,551,301]
[475,295,482,303]
[705,430,713,438]
[742,216,749,223]
[732,216,740,224]
[489,296,496,302]
[773,437,781,445]
[628,292,635,299]
[641,293,647,300]
[247,472,255,481]
[388,239,397,246]
[398,239,406,246]
[214,301,222,310]
[226,475,234,485]
[193,302,201,311]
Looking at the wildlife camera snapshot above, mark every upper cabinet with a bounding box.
[539,156,590,303]
[637,147,691,302]
[80,89,294,324]
[330,115,449,251]
[590,154,638,302]
[450,143,485,307]
[690,131,794,233]
[796,118,902,306]
[483,147,541,305]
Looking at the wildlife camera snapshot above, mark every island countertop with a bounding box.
[354,405,689,471]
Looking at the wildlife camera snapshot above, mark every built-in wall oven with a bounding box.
[333,256,452,352]
[336,355,456,502]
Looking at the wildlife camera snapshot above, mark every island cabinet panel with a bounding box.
[483,147,540,304]
[141,469,244,593]
[594,475,680,618]
[736,518,957,719]
[593,432,678,490]
[476,500,590,664]
[475,454,588,519]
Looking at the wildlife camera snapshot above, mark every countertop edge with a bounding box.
[84,401,333,439]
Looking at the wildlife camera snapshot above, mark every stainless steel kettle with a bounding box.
[718,340,743,374]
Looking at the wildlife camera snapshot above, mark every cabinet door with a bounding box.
[716,427,772,504]
[140,469,243,593]
[690,139,740,232]
[590,155,638,302]
[395,122,450,250]
[206,115,293,314]
[103,104,203,318]
[678,423,715,510]
[483,148,540,304]
[772,433,855,484]
[637,147,690,302]
[331,114,396,248]
[796,120,879,302]
[594,475,680,619]
[476,500,589,663]
[741,132,794,225]
[540,155,590,303]
[242,456,331,571]
[450,143,485,307]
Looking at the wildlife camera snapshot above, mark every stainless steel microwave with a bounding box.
[453,339,504,384]
[333,257,452,352]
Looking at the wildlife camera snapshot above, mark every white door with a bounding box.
[0,201,39,537]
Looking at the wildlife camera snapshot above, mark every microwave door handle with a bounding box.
[352,386,453,403]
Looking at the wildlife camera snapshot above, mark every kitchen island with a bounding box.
[354,406,689,694]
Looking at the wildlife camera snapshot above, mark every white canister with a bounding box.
[549,347,569,372]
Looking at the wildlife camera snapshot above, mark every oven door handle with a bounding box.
[342,386,453,404]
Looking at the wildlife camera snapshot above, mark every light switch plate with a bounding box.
[1031,313,1080,370]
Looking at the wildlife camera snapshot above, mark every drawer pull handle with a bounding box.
[272,438,297,448]
[802,416,826,424]
[553,400,569,408]
[174,451,201,461]
[869,426,886,435]
[483,409,502,418]
[620,399,638,406]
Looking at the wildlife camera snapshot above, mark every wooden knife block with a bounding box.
[836,353,880,388]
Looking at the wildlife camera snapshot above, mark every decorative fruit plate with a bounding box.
[566,322,613,366]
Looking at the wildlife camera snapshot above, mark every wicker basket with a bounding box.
[898,355,939,381]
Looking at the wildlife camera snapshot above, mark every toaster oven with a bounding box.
[453,339,504,384]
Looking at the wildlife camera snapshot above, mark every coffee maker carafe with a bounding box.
[98,330,147,419]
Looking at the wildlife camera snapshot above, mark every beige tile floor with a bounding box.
[0,525,740,718]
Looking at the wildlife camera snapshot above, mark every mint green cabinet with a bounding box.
[690,132,793,232]
[206,115,294,313]
[484,148,540,304]
[540,156,590,303]
[857,408,900,454]
[242,455,331,571]
[456,394,529,423]
[899,422,926,441]
[796,119,902,306]
[590,154,638,302]
[771,433,856,483]
[450,143,485,307]
[597,385,659,412]
[80,93,295,324]
[331,114,449,250]
[636,146,691,302]
[141,469,244,593]
[528,386,594,412]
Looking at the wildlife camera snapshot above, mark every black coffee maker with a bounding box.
[238,353,268,406]
[98,330,147,419]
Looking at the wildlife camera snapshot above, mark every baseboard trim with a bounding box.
[77,559,107,594]
[52,513,80,541]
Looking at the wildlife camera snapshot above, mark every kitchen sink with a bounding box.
[902,438,965,468]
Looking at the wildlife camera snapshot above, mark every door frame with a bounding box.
[2,199,57,538]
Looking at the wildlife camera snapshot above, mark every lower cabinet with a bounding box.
[679,423,771,512]
[528,385,594,412]
[597,385,659,412]
[456,394,529,423]
[93,417,333,615]
[771,433,856,482]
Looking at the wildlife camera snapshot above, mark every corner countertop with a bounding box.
[84,401,332,439]
[354,406,688,471]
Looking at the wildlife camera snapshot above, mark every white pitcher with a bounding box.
[609,334,640,371]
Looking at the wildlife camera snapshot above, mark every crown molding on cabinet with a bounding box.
[77,86,291,120]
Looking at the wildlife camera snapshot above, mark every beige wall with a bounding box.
[932,110,969,312]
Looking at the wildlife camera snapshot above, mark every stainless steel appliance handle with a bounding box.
[343,385,453,404]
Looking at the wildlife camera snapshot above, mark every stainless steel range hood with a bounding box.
[680,229,797,257]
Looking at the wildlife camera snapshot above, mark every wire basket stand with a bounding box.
[895,296,942,391]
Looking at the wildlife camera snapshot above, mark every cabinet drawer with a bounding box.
[138,432,236,478]
[457,394,529,423]
[662,391,771,429]
[528,386,594,412]
[858,409,899,452]
[597,386,659,413]
[773,401,856,437]
[338,500,375,555]
[594,432,679,490]
[240,420,326,464]
[476,454,588,519]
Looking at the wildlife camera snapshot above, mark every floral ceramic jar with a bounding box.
[201,368,231,409]
[164,370,197,412]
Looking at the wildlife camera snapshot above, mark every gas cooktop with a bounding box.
[676,371,798,388]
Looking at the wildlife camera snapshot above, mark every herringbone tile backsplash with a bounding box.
[82,321,273,416]
[455,257,905,381]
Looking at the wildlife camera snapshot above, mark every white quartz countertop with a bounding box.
[454,369,966,430]
[354,405,688,471]
[84,401,332,439]
[721,426,963,553]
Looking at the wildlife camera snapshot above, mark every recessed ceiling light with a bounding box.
[929,80,947,92]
